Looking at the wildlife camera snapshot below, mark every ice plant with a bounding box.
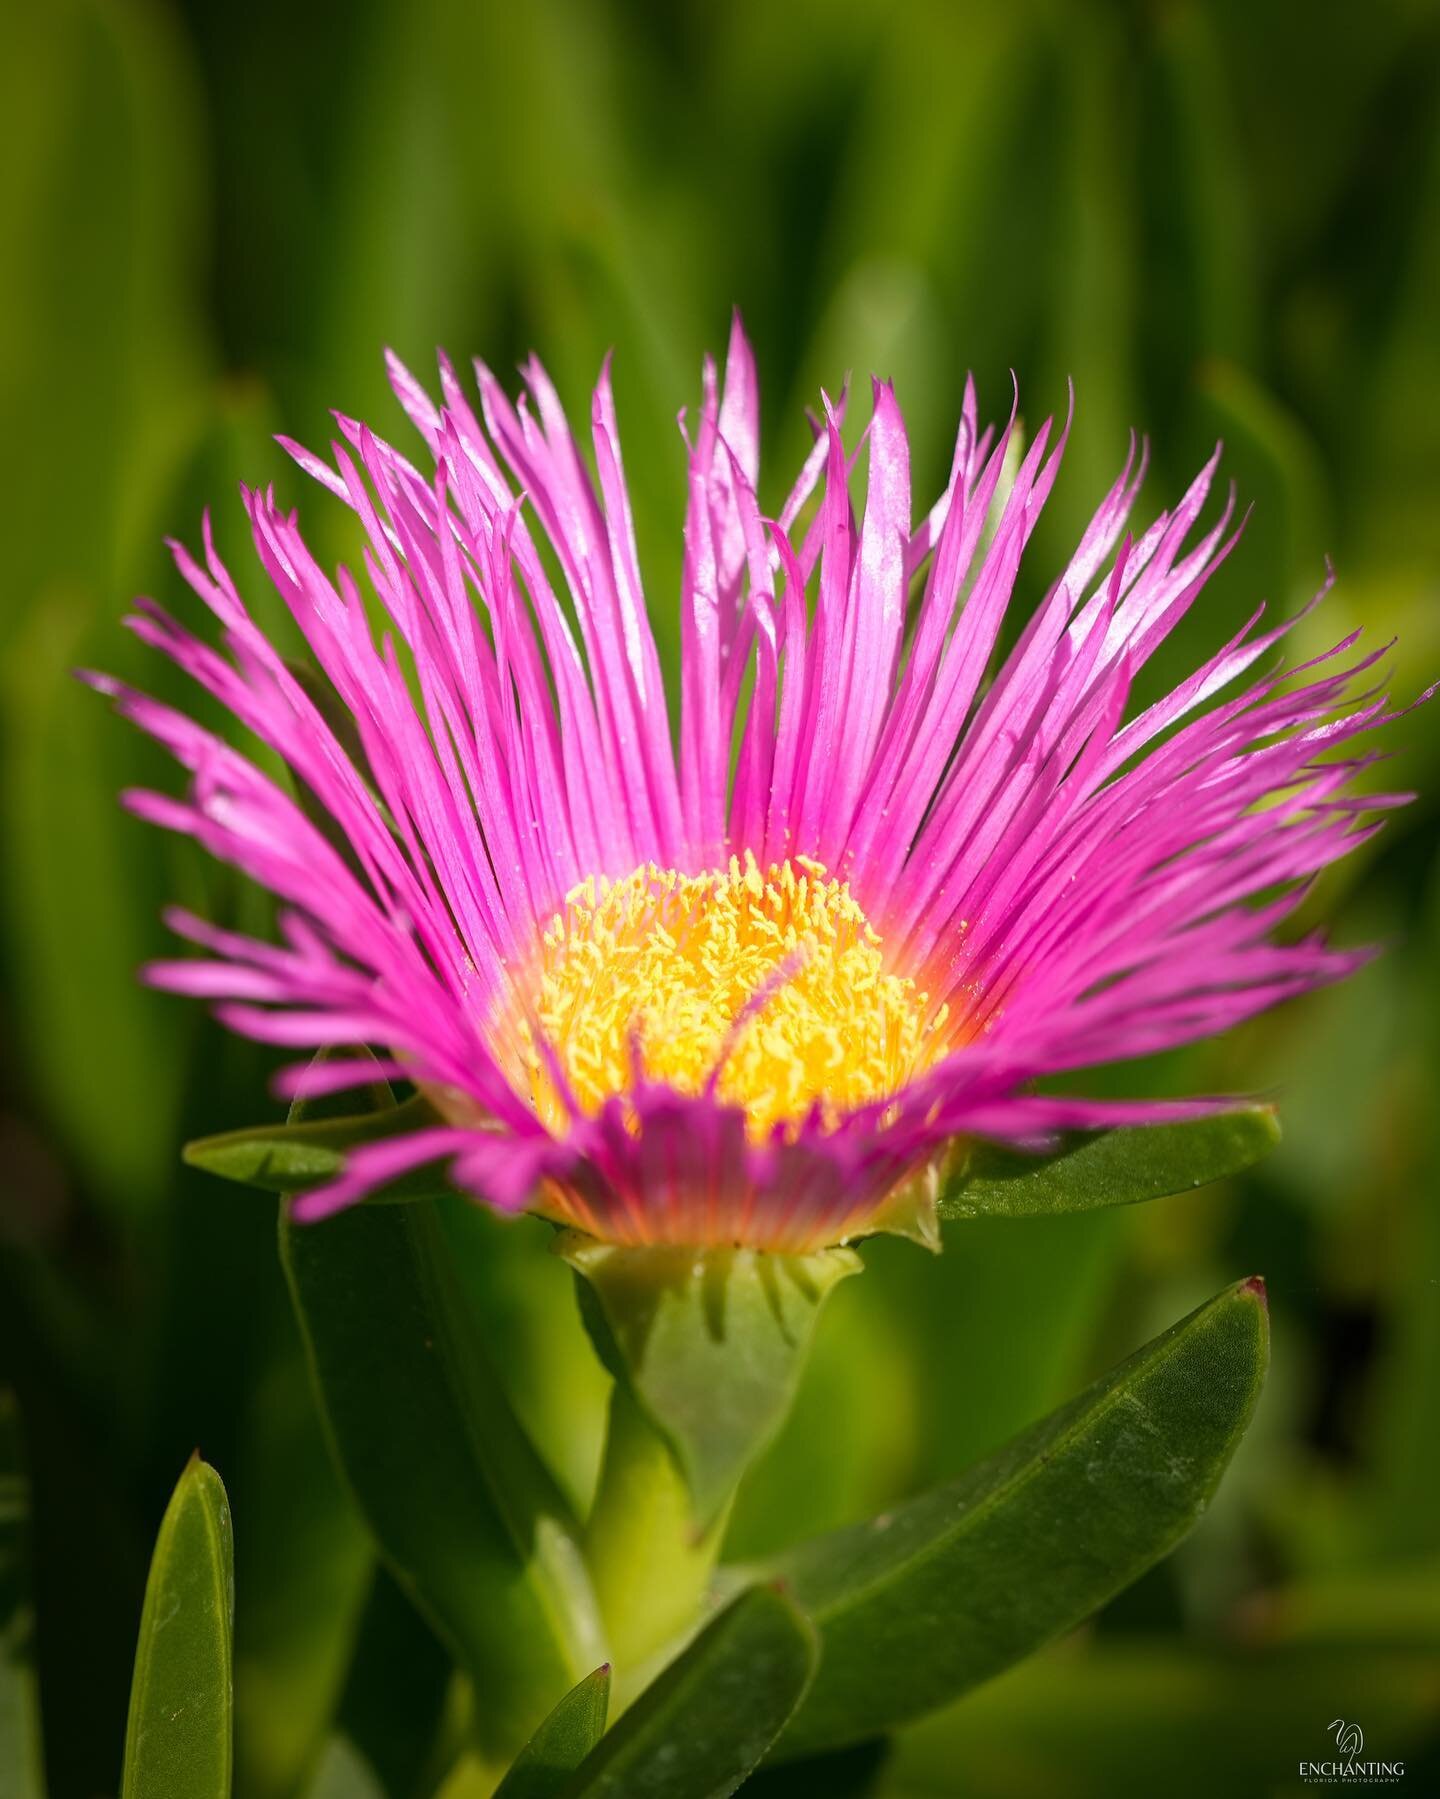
[86,317,1426,1726]
[88,317,1415,1255]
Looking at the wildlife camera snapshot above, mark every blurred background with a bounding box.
[2,0,1438,1793]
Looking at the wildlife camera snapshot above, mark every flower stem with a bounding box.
[585,1381,730,1675]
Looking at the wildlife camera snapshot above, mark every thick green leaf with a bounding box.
[493,1664,611,1799]
[939,1108,1280,1221]
[120,1457,234,1799]
[768,1276,1270,1756]
[281,1062,602,1762]
[0,1392,45,1799]
[184,1092,448,1199]
[561,1587,816,1798]
[560,1238,860,1524]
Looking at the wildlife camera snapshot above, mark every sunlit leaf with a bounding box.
[768,1277,1269,1756]
[493,1663,610,1799]
[185,1093,447,1200]
[562,1587,815,1798]
[120,1456,234,1799]
[940,1108,1281,1221]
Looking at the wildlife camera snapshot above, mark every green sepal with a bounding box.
[559,1236,861,1525]
[939,1106,1280,1221]
[0,1392,46,1799]
[560,1586,816,1798]
[120,1456,235,1799]
[767,1276,1270,1757]
[493,1664,611,1798]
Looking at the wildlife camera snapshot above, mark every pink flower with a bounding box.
[87,316,1425,1251]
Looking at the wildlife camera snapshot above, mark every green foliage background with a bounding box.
[2,1,1438,1793]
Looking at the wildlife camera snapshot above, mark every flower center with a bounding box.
[515,854,947,1139]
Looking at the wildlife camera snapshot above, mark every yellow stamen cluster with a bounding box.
[515,854,947,1139]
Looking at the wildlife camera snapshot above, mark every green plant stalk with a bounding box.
[584,1382,732,1680]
